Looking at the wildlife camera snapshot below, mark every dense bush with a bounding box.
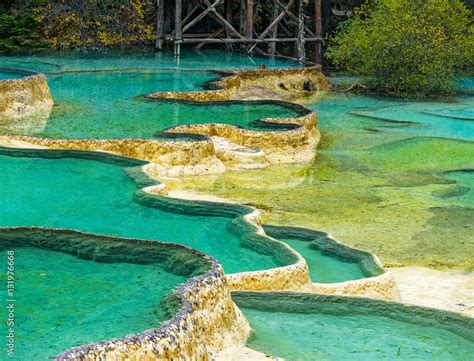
[326,0,474,97]
[0,12,45,53]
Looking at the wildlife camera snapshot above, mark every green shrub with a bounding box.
[0,12,45,54]
[326,0,474,97]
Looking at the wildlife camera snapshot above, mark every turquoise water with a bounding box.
[277,237,367,283]
[235,293,474,361]
[0,71,24,80]
[0,50,298,73]
[310,91,474,142]
[437,170,474,207]
[0,52,302,138]
[0,247,186,360]
[33,71,299,139]
[263,225,371,283]
[0,150,281,274]
[0,54,472,359]
[200,82,473,269]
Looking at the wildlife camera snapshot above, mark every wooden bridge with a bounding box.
[155,0,335,64]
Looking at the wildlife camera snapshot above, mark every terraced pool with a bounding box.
[234,292,474,360]
[263,225,381,283]
[1,52,473,359]
[0,147,291,274]
[180,88,474,269]
[0,77,303,138]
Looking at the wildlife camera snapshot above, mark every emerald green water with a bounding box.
[277,237,367,283]
[0,52,473,358]
[0,247,186,360]
[243,309,473,360]
[235,293,474,360]
[0,52,301,138]
[34,71,299,139]
[0,50,297,73]
[0,151,281,274]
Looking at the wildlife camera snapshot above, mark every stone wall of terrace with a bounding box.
[3,133,226,178]
[147,66,331,102]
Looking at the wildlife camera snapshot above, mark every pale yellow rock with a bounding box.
[0,73,53,120]
[213,346,282,361]
[389,266,474,317]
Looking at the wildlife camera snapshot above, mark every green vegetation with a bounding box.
[0,9,45,53]
[0,1,155,52]
[326,0,474,97]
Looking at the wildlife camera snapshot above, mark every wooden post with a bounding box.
[174,0,182,56]
[156,0,165,50]
[226,1,233,51]
[314,0,322,63]
[245,0,254,39]
[269,0,279,55]
[296,0,305,64]
[239,0,245,34]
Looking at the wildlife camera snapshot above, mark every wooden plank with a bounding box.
[194,27,226,49]
[182,8,212,33]
[276,0,314,37]
[177,37,322,43]
[203,0,245,39]
[226,0,233,50]
[239,0,245,35]
[269,0,279,55]
[182,3,202,26]
[248,0,294,54]
[260,0,294,40]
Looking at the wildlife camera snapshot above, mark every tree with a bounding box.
[0,13,45,54]
[326,0,474,97]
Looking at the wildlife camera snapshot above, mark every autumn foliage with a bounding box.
[1,1,157,52]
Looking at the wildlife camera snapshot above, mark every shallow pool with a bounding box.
[263,226,378,283]
[29,71,299,139]
[0,247,187,360]
[0,52,303,138]
[181,87,474,269]
[234,292,474,360]
[0,147,290,274]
